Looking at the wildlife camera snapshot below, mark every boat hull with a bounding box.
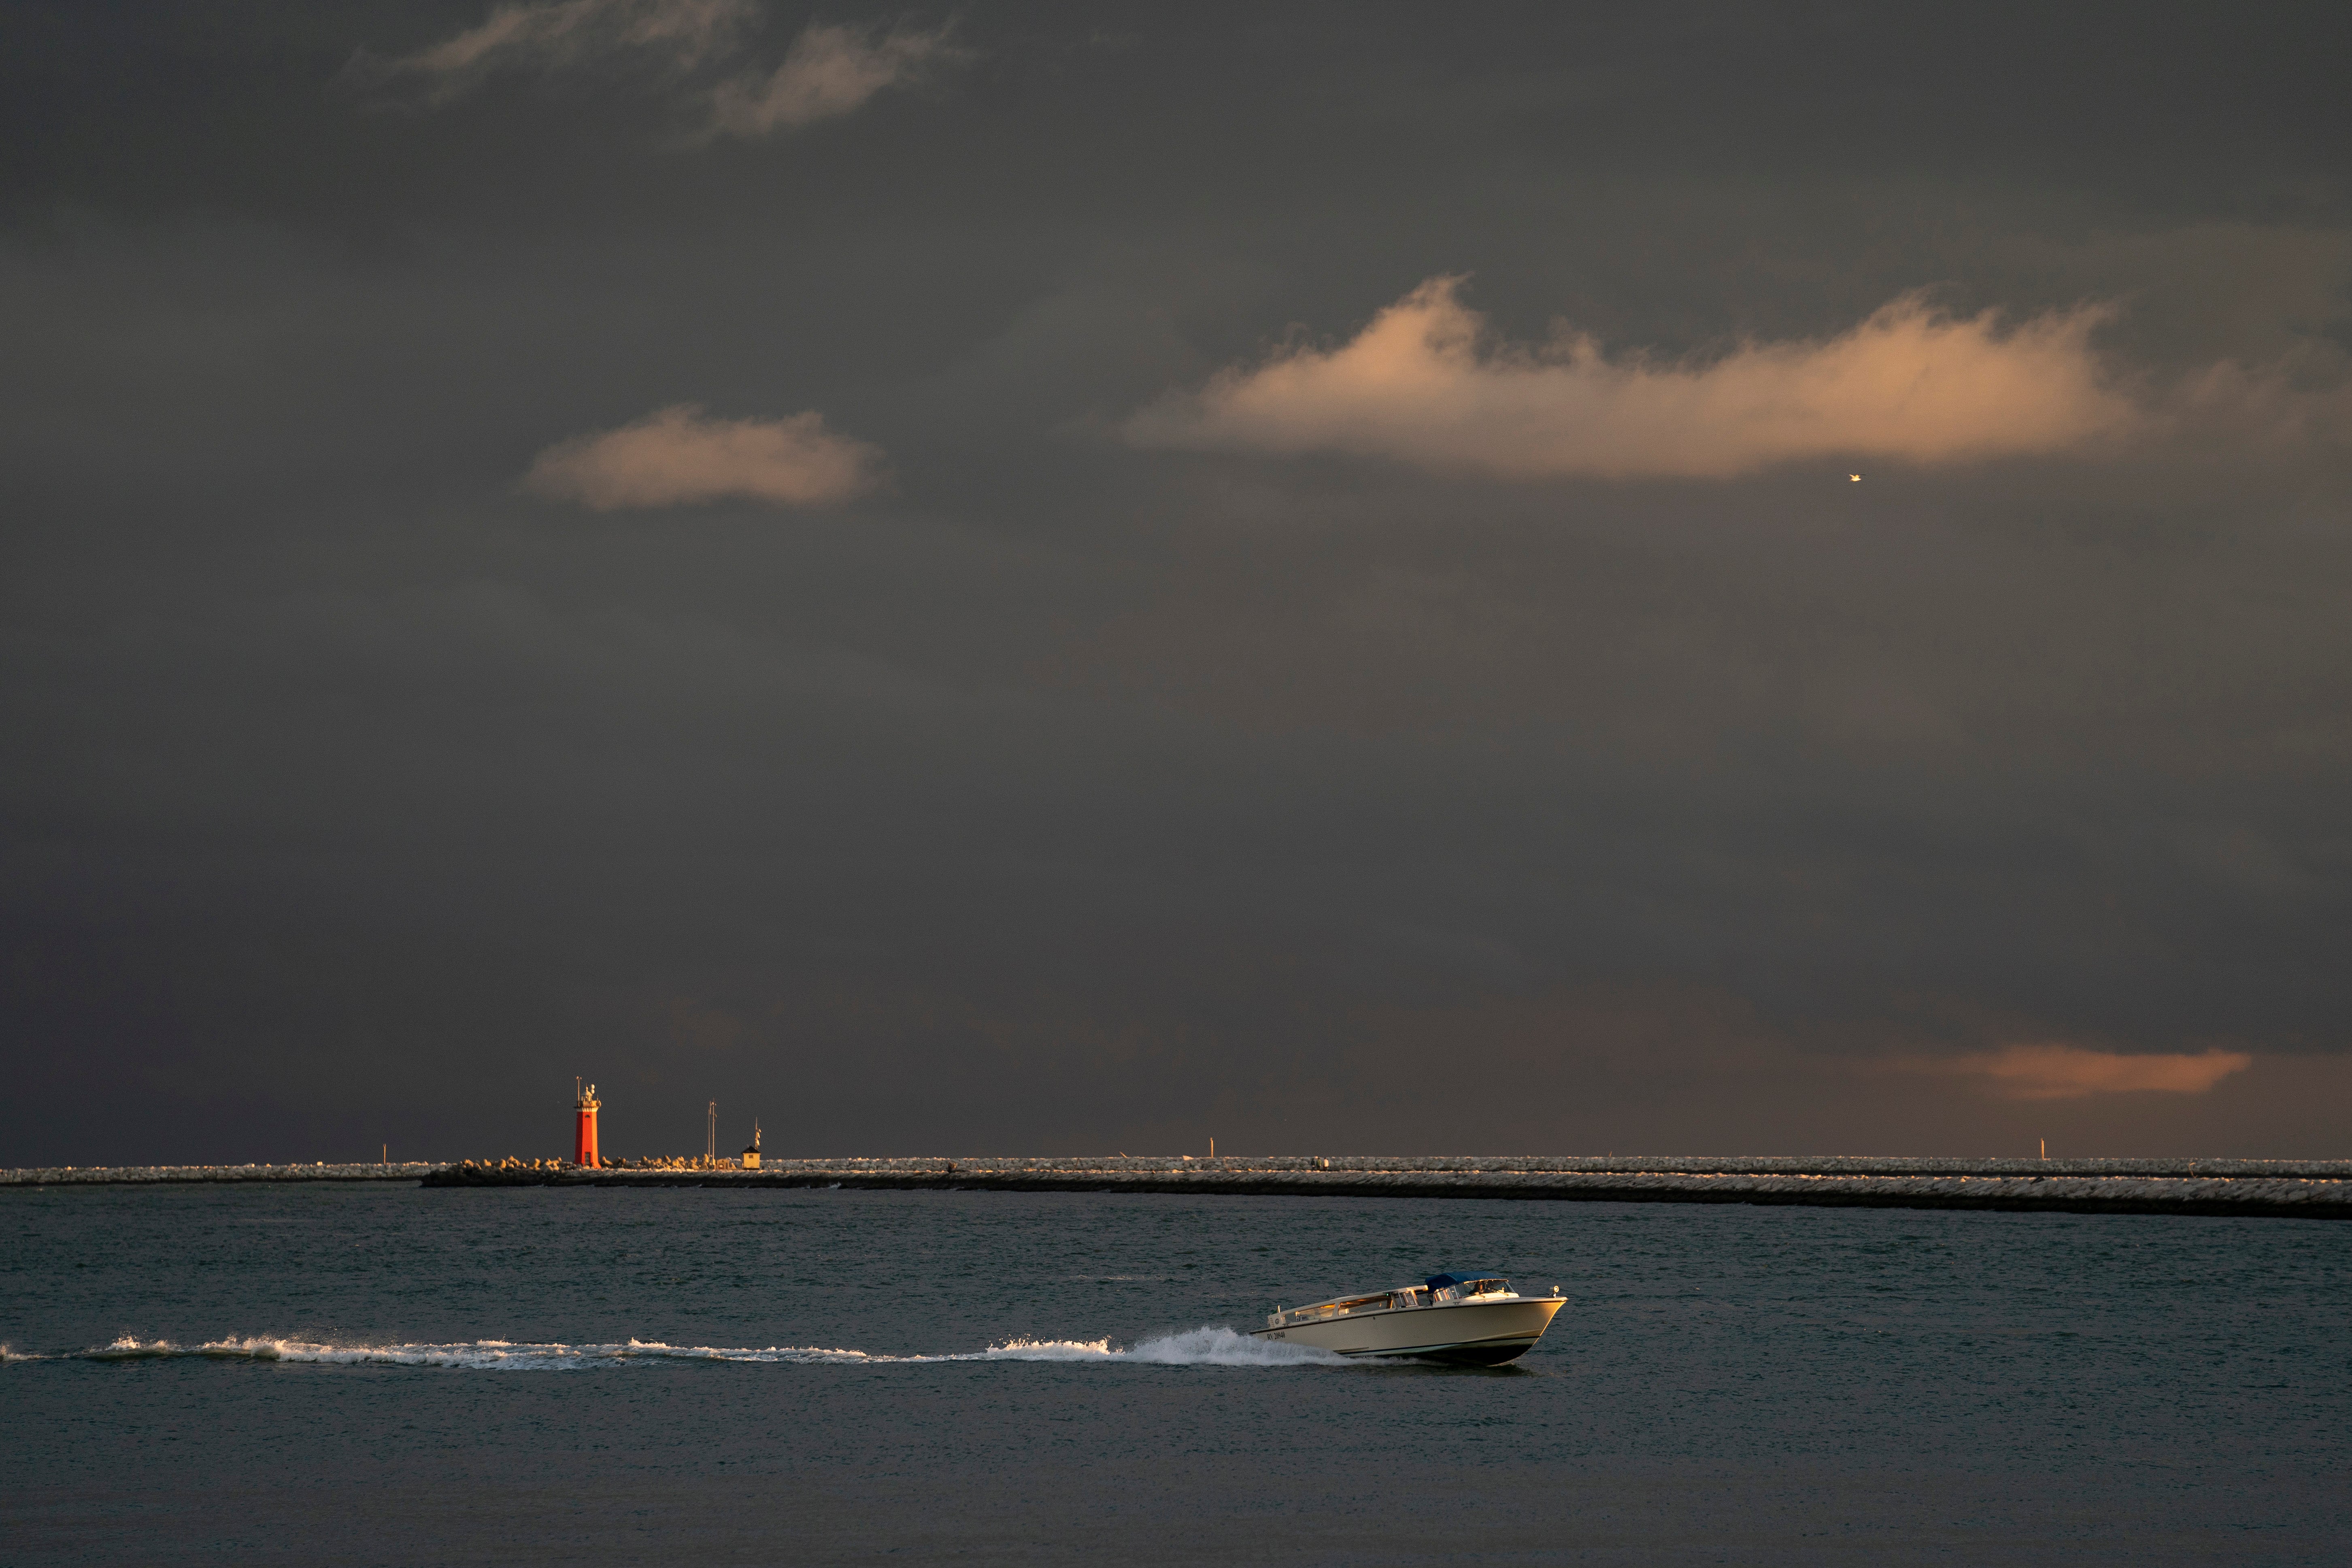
[1252,1296,1565,1364]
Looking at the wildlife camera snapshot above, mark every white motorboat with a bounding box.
[1252,1271,1565,1365]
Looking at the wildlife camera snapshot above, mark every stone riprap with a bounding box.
[1,1163,444,1185]
[9,1155,2348,1218]
[420,1154,2352,1218]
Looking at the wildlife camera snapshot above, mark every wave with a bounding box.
[75,1337,851,1370]
[47,1326,1352,1371]
[981,1328,1348,1366]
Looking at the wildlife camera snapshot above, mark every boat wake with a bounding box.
[37,1326,1351,1371]
[989,1327,1349,1366]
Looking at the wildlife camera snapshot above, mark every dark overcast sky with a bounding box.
[4,1,2348,1165]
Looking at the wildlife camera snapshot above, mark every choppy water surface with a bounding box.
[4,1186,2345,1565]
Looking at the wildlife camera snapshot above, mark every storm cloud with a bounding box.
[2,2,2348,1166]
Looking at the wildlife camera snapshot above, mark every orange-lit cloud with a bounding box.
[708,21,960,136]
[1898,1043,2252,1101]
[351,0,753,103]
[1125,277,2148,479]
[524,404,882,509]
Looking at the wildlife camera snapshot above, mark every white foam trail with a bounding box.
[58,1326,1355,1371]
[85,1337,180,1360]
[987,1327,1352,1366]
[80,1337,878,1370]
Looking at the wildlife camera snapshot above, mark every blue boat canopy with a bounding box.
[1424,1271,1504,1291]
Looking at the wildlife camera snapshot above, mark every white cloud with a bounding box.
[1126,277,2152,479]
[1895,1043,2252,1101]
[349,0,755,102]
[523,404,883,509]
[708,21,960,136]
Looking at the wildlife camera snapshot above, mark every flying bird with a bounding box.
[1849,474,1862,481]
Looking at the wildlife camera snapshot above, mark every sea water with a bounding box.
[4,1184,2346,1564]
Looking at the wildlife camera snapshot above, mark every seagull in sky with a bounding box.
[1849,474,1862,482]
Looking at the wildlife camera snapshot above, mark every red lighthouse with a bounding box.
[573,1079,601,1168]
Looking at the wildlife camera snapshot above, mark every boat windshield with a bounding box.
[1279,1277,1513,1323]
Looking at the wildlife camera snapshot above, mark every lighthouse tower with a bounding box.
[573,1079,601,1168]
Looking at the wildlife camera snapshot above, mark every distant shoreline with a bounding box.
[6,1155,2348,1220]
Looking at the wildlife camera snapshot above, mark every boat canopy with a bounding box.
[1424,1271,1506,1292]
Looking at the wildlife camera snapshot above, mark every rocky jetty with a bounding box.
[432,1157,569,1185]
[11,1154,2346,1219]
[407,1153,2352,1219]
[1,1162,441,1185]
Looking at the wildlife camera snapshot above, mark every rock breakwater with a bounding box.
[10,1155,2347,1219]
[1,1162,441,1185]
[419,1154,2352,1219]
